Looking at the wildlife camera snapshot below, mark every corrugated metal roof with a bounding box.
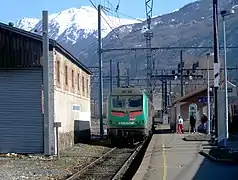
[0,22,92,75]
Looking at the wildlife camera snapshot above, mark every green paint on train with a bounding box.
[106,87,154,142]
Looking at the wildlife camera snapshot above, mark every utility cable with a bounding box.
[116,0,120,12]
[77,4,119,59]
[88,0,97,9]
[105,0,143,22]
[100,13,124,47]
[88,0,124,45]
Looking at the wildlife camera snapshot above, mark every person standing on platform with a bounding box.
[190,114,196,134]
[199,113,208,133]
[177,116,184,134]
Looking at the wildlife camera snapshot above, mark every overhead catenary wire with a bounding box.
[84,0,146,58]
[76,41,98,56]
[88,0,117,33]
[104,0,144,22]
[80,1,173,58]
[98,4,123,43]
[76,6,118,57]
[115,0,120,12]
[84,1,215,56]
[100,14,122,39]
[101,8,118,29]
[100,2,122,31]
[76,20,126,57]
[102,0,143,34]
[87,0,124,48]
[88,0,97,9]
[116,11,144,22]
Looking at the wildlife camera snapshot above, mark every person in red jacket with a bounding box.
[177,116,184,134]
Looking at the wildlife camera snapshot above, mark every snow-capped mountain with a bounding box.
[12,0,238,98]
[14,6,140,45]
[15,17,39,31]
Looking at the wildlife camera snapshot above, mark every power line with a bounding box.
[102,45,238,52]
[87,1,124,47]
[76,41,97,56]
[101,9,119,31]
[115,11,144,22]
[100,12,124,47]
[104,0,119,13]
[92,1,119,32]
[105,0,144,21]
[77,2,121,57]
[88,0,97,9]
[115,0,120,12]
[104,0,144,22]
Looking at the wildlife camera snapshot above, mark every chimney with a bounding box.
[8,22,14,27]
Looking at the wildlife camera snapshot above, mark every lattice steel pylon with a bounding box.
[145,0,153,30]
[144,0,154,100]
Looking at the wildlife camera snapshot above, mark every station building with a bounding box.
[0,22,92,155]
[171,81,237,132]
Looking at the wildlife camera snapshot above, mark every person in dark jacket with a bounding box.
[201,113,208,124]
[190,114,196,133]
[198,113,208,133]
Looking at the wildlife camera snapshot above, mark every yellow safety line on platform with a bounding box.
[161,126,167,180]
[162,144,167,180]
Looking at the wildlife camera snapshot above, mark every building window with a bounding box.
[86,79,89,95]
[65,65,68,85]
[77,73,80,91]
[56,61,60,83]
[82,76,85,94]
[72,69,74,88]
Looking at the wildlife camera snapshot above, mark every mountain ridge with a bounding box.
[14,6,141,54]
[11,0,238,98]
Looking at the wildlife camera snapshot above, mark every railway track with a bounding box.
[65,139,148,180]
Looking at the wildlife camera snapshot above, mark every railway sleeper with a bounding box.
[67,146,143,180]
[85,166,121,172]
[79,174,113,179]
[82,172,116,175]
[99,162,125,166]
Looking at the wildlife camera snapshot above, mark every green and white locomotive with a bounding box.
[106,87,154,145]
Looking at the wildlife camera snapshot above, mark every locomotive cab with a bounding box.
[107,87,154,145]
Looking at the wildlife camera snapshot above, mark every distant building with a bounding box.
[0,22,92,155]
[182,54,224,94]
[171,81,237,132]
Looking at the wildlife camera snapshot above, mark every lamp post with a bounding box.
[206,53,214,135]
[220,9,235,146]
[212,0,219,141]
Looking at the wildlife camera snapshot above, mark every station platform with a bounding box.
[133,125,238,180]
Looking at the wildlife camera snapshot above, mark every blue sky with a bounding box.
[0,0,196,23]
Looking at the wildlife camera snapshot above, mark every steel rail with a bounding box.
[65,147,117,180]
[111,138,148,180]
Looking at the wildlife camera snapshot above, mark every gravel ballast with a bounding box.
[0,143,112,180]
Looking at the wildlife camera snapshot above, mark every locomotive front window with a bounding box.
[111,95,142,109]
[128,96,142,108]
[112,96,126,108]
